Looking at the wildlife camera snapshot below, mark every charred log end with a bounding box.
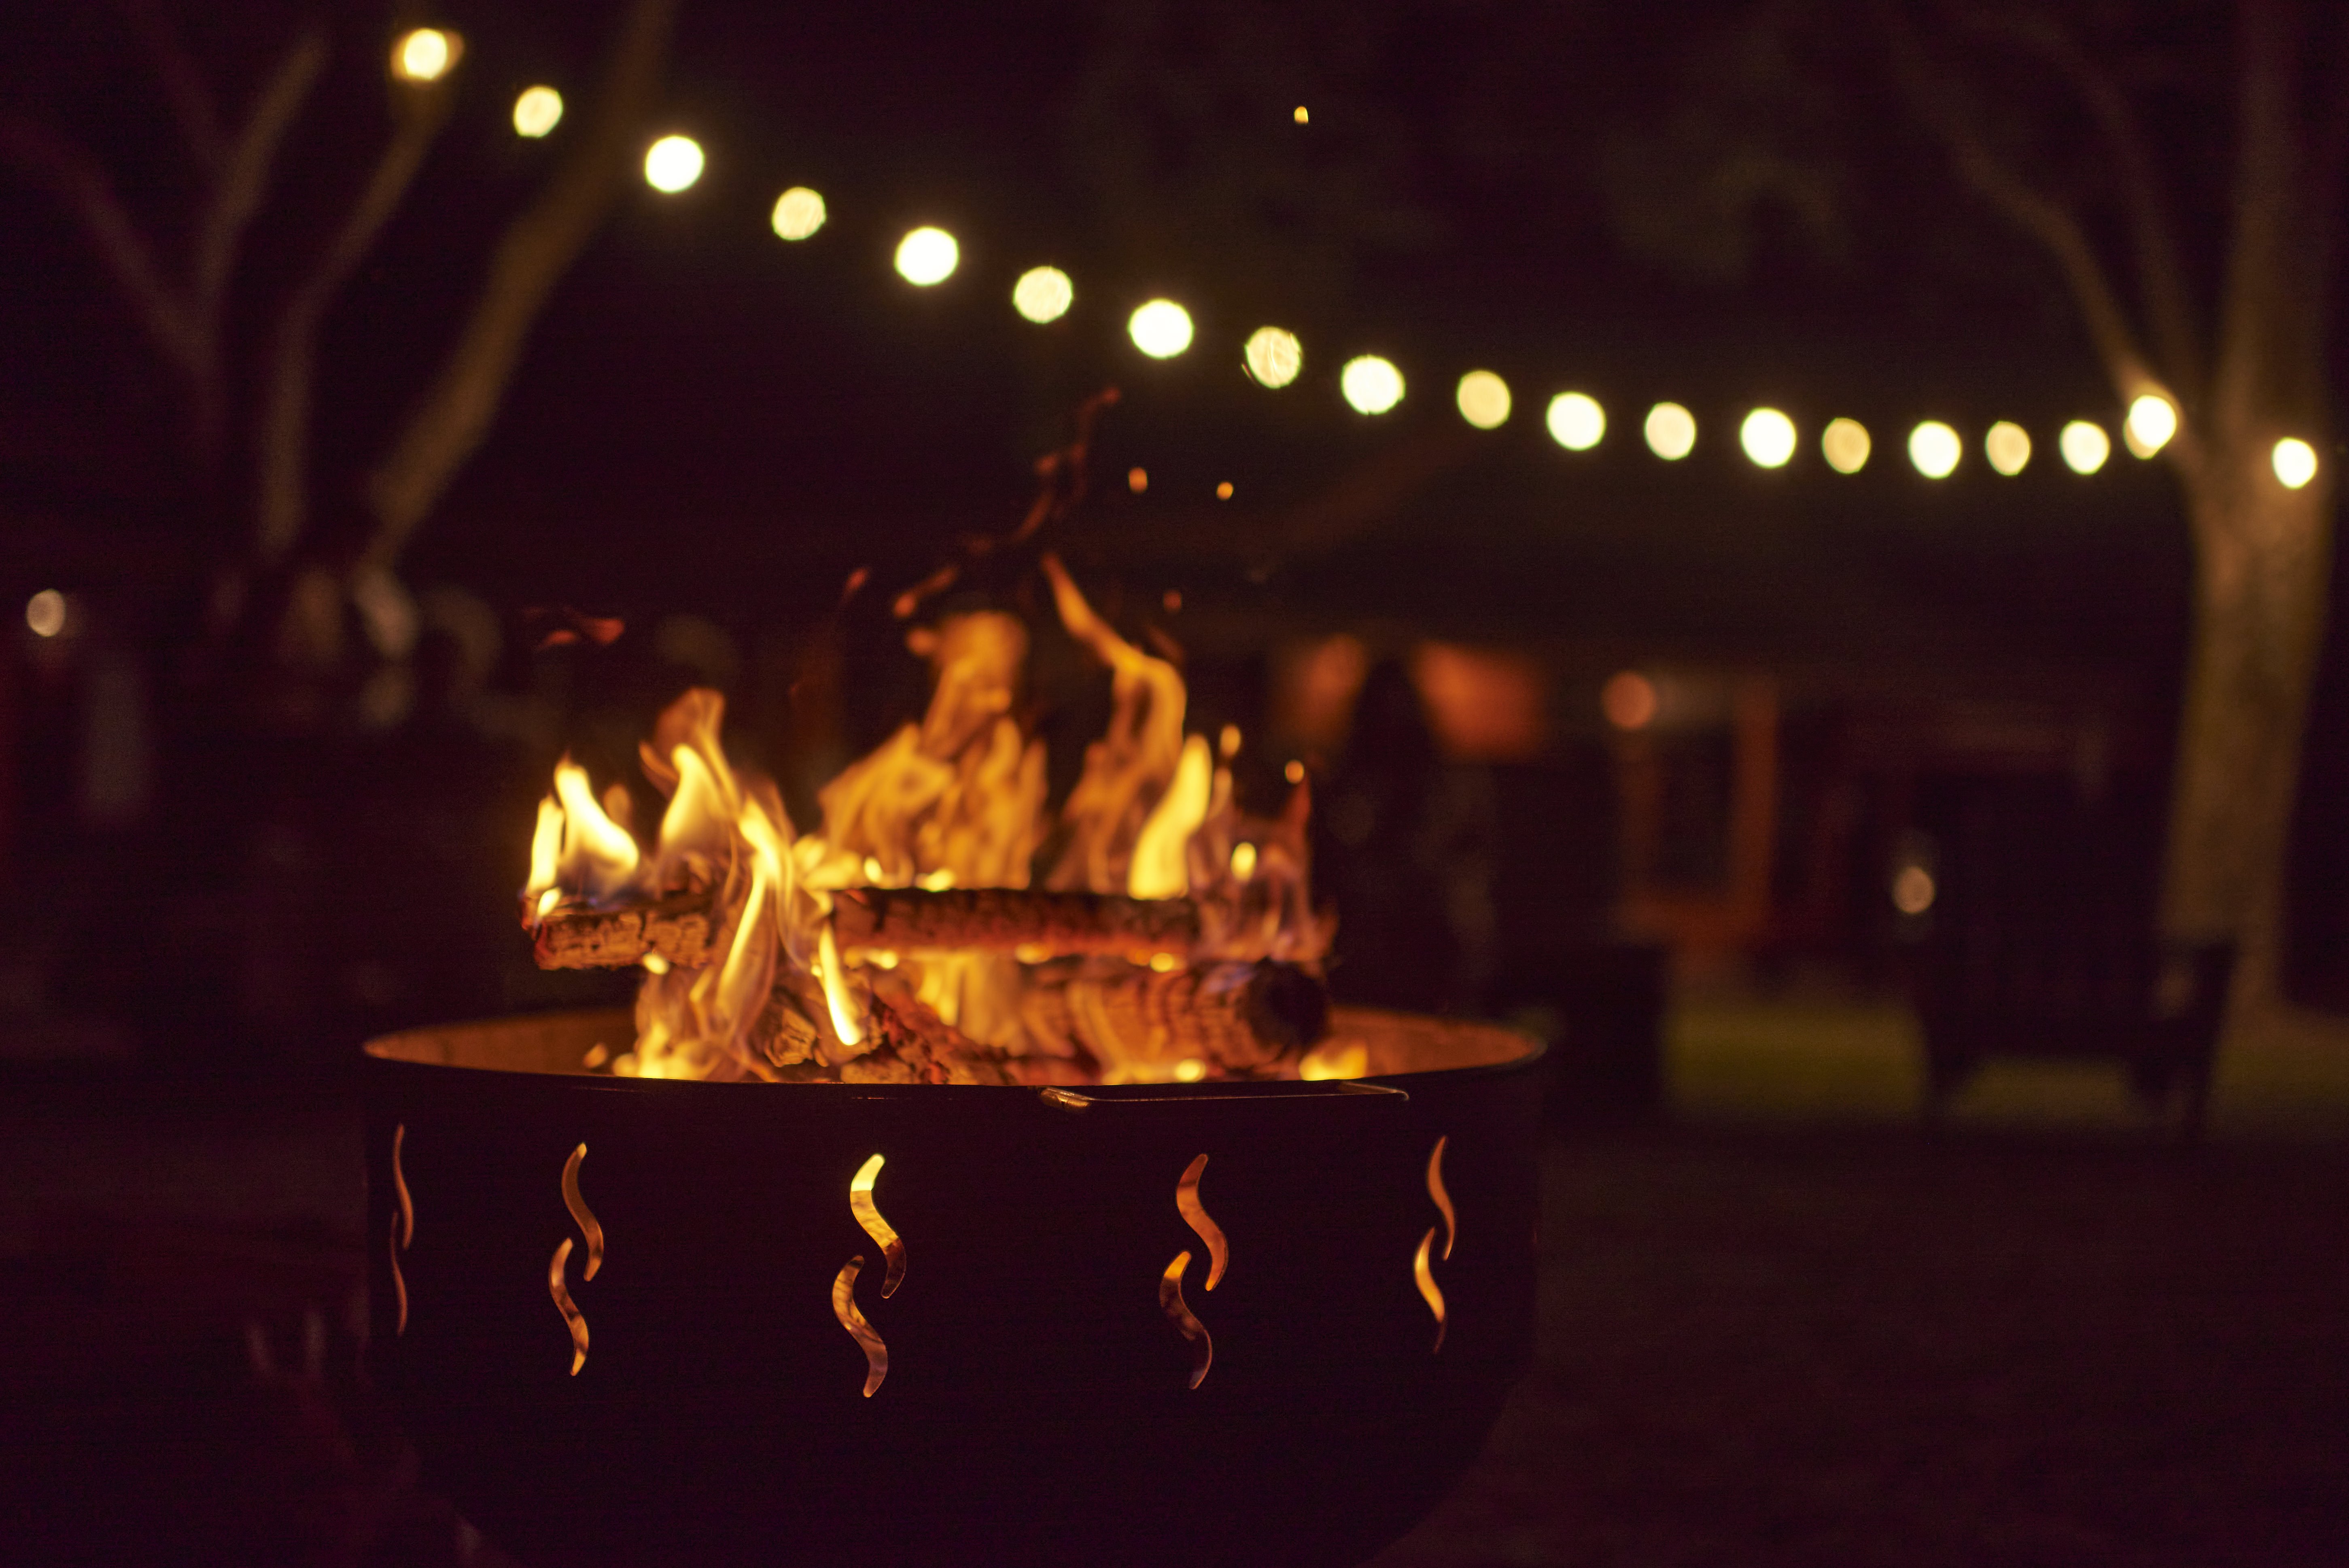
[1242,962,1331,1050]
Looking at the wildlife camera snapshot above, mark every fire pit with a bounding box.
[365,1005,1539,1568]
[366,518,1544,1564]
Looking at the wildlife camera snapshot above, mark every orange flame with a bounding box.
[520,558,1332,1084]
[1158,1250,1213,1389]
[1176,1153,1227,1290]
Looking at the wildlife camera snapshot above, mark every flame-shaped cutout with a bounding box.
[1426,1135,1455,1261]
[390,1123,413,1335]
[1159,1250,1213,1389]
[550,1238,589,1375]
[562,1144,603,1281]
[849,1154,904,1298]
[832,1256,889,1396]
[1176,1154,1227,1290]
[1413,1228,1447,1353]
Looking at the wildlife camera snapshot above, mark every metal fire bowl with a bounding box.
[365,1008,1541,1568]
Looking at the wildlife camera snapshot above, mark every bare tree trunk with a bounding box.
[2162,455,2334,986]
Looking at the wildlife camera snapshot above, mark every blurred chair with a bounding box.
[1896,775,2234,1133]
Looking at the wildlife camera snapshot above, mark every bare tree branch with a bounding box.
[117,0,225,174]
[255,79,455,561]
[2211,0,2305,430]
[362,0,680,571]
[1947,2,2203,402]
[1880,4,2194,471]
[192,26,325,325]
[0,115,204,397]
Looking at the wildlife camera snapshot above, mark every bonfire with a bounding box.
[518,551,1339,1086]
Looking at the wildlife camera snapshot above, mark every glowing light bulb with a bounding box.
[1644,402,1695,460]
[1243,327,1302,388]
[1821,417,1871,474]
[1456,370,1511,429]
[1740,408,1796,468]
[1909,420,1962,478]
[24,589,65,639]
[2124,393,2178,457]
[1602,671,1657,731]
[643,135,704,193]
[1985,421,2031,476]
[512,85,562,137]
[1013,266,1073,323]
[392,28,458,82]
[2059,420,2111,474]
[2274,437,2319,490]
[770,187,826,240]
[1128,299,1193,358]
[894,226,959,285]
[1294,106,1309,124]
[1547,392,1605,450]
[1341,355,1404,415]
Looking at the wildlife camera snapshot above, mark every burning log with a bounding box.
[1024,960,1330,1078]
[833,886,1199,958]
[532,891,715,970]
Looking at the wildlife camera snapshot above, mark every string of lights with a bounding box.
[400,28,2324,494]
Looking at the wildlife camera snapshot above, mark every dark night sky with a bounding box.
[0,0,2230,679]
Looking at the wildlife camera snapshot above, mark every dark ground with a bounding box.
[6,1011,2345,1568]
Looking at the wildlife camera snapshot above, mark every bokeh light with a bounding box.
[1740,407,1797,468]
[770,187,826,240]
[1547,392,1605,450]
[1127,467,1148,494]
[1243,327,1302,388]
[1892,864,1937,915]
[2274,437,2319,490]
[24,589,65,639]
[1456,370,1511,429]
[2059,420,2111,474]
[894,226,959,285]
[1128,299,1194,358]
[1341,356,1405,415]
[1644,402,1696,460]
[511,85,562,137]
[1909,420,1962,478]
[643,135,704,193]
[1294,106,1309,124]
[2125,393,2178,457]
[392,28,458,82]
[1822,417,1871,473]
[1602,671,1657,731]
[1985,421,2031,476]
[1012,266,1073,323]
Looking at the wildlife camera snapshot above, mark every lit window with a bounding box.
[2124,393,2177,457]
[1456,371,1511,430]
[1644,402,1696,460]
[1547,392,1605,451]
[1129,299,1194,359]
[1340,356,1404,415]
[1909,421,1962,478]
[2274,437,2319,490]
[1243,327,1303,388]
[1012,266,1073,323]
[1821,418,1871,474]
[2059,420,2111,474]
[512,85,562,137]
[1985,421,2031,476]
[770,187,826,240]
[894,226,959,285]
[643,135,704,193]
[1740,408,1796,468]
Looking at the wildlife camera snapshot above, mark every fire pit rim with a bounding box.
[362,1004,1543,1095]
